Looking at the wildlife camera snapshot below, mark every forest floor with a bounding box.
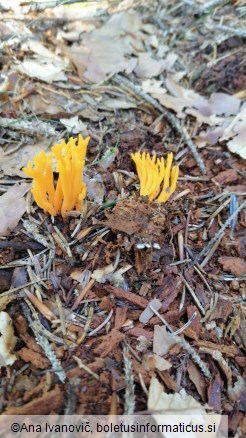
[0,0,245,436]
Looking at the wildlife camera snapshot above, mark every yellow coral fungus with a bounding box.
[23,134,89,216]
[131,151,179,203]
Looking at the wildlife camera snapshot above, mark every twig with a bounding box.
[199,348,232,385]
[0,279,47,297]
[200,234,223,268]
[230,194,237,240]
[198,199,246,262]
[199,0,230,13]
[123,344,135,415]
[180,175,210,181]
[217,24,246,38]
[207,198,230,229]
[71,278,95,310]
[112,74,206,175]
[0,117,57,137]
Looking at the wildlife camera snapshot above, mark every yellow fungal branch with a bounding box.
[23,134,90,216]
[131,151,179,203]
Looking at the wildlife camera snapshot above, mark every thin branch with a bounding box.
[199,0,230,14]
[217,24,246,38]
[0,117,57,137]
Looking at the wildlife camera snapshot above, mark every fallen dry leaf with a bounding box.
[147,377,224,437]
[187,361,207,402]
[148,376,205,413]
[153,325,177,356]
[0,182,30,237]
[16,60,67,83]
[22,39,68,68]
[83,173,106,204]
[59,116,88,135]
[91,263,132,288]
[195,104,246,159]
[220,104,246,159]
[134,53,175,78]
[142,353,172,371]
[227,121,246,159]
[63,10,144,82]
[68,43,136,83]
[0,140,52,178]
[15,38,68,83]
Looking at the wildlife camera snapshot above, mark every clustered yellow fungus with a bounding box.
[23,134,89,216]
[131,151,179,203]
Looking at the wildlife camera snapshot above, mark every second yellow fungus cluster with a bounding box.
[131,151,179,203]
[23,134,89,216]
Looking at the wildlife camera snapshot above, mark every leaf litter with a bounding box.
[0,0,245,434]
